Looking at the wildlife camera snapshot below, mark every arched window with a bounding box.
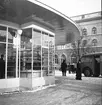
[61,54,66,63]
[92,39,97,46]
[55,54,58,64]
[92,27,97,35]
[82,28,87,36]
[82,40,87,47]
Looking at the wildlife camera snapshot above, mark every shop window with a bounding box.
[33,29,41,73]
[20,28,32,72]
[92,27,97,35]
[49,34,55,75]
[7,44,16,78]
[0,26,7,42]
[0,25,7,79]
[20,28,55,77]
[7,28,18,78]
[0,44,6,79]
[82,28,87,36]
[42,31,49,76]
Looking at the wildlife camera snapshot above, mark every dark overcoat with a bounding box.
[61,61,67,72]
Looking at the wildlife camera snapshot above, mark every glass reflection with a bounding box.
[49,34,55,75]
[7,44,16,78]
[20,28,32,72]
[8,28,16,43]
[0,43,6,79]
[42,48,48,76]
[33,29,41,73]
[0,26,7,42]
[7,27,17,78]
[0,25,6,79]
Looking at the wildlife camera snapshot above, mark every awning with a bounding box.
[0,0,80,45]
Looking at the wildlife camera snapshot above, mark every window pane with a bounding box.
[0,26,7,42]
[42,32,49,48]
[49,35,55,75]
[33,29,41,45]
[21,29,32,70]
[33,29,41,77]
[20,28,32,78]
[33,45,41,71]
[8,28,16,43]
[7,44,16,78]
[42,32,49,76]
[42,48,48,76]
[0,43,6,79]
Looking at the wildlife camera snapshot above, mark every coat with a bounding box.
[61,61,67,72]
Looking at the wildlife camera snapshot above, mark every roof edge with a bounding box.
[27,0,80,35]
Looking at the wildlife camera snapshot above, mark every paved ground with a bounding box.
[0,71,102,105]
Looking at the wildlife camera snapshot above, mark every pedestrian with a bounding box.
[68,62,71,74]
[0,54,5,79]
[61,59,67,76]
[76,59,82,80]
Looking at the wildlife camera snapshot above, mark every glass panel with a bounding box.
[49,34,55,75]
[7,27,19,78]
[0,43,6,79]
[33,45,41,70]
[33,29,41,45]
[18,49,20,77]
[42,32,49,48]
[55,55,58,64]
[0,26,7,42]
[20,28,32,77]
[8,28,16,43]
[7,44,16,78]
[21,48,32,70]
[0,25,6,79]
[33,29,41,77]
[42,32,49,76]
[42,48,48,76]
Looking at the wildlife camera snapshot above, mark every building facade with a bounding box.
[55,11,102,68]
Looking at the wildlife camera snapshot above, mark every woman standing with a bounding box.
[61,59,67,76]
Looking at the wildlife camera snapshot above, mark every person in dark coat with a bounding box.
[76,59,82,80]
[61,59,67,76]
[0,54,5,79]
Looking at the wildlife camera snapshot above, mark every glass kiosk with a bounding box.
[0,23,55,92]
[20,26,55,89]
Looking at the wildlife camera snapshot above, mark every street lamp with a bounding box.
[17,29,22,35]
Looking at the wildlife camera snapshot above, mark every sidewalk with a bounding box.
[0,71,102,105]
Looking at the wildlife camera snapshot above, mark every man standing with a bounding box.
[61,59,67,76]
[76,59,82,80]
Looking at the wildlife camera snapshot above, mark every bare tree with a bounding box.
[71,36,95,62]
